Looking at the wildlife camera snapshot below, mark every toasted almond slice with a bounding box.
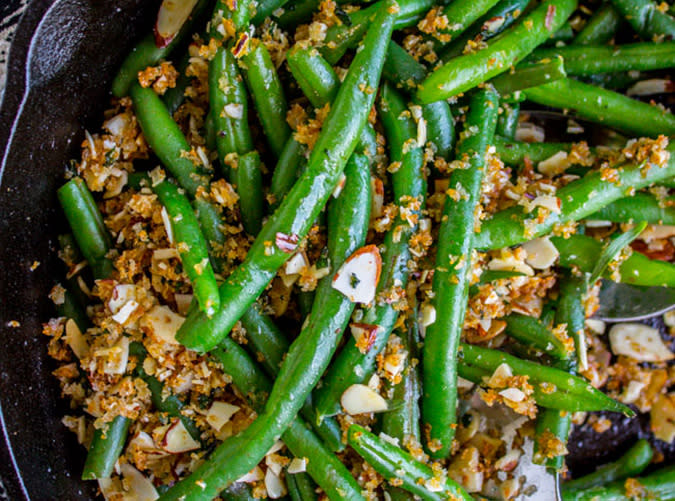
[627,78,673,96]
[160,419,200,454]
[487,256,534,277]
[537,151,569,177]
[420,303,436,327]
[154,0,200,48]
[522,237,559,270]
[101,336,130,375]
[140,305,184,345]
[108,284,136,314]
[111,300,140,325]
[206,401,240,431]
[266,453,285,476]
[341,384,388,415]
[332,245,382,304]
[120,463,159,501]
[371,177,384,219]
[65,319,89,359]
[332,173,347,198]
[174,293,193,316]
[238,465,264,483]
[285,252,308,276]
[265,468,287,499]
[585,318,606,334]
[515,122,545,143]
[609,323,675,362]
[499,387,526,403]
[350,323,381,353]
[266,439,285,456]
[287,457,307,474]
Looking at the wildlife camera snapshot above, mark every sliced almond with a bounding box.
[111,300,140,325]
[99,336,130,375]
[640,224,675,242]
[487,256,534,277]
[285,252,308,276]
[585,319,606,334]
[664,309,675,328]
[371,177,384,219]
[537,151,569,177]
[332,245,382,304]
[494,449,521,472]
[522,237,559,270]
[206,401,240,431]
[275,232,299,253]
[608,323,675,362]
[341,384,388,415]
[420,303,436,327]
[120,463,159,501]
[140,305,185,345]
[350,323,381,353]
[154,0,200,48]
[620,380,646,405]
[108,284,136,314]
[266,439,285,456]
[174,293,193,316]
[627,78,673,96]
[238,465,264,483]
[499,388,526,403]
[265,468,287,499]
[287,457,307,474]
[65,319,89,359]
[160,419,200,453]
[515,122,545,143]
[650,393,675,443]
[266,453,286,476]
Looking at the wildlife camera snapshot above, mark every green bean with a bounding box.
[240,40,290,158]
[111,0,210,97]
[524,78,675,138]
[459,343,634,415]
[193,197,227,273]
[347,425,473,501]
[503,313,571,359]
[209,47,253,164]
[320,0,434,65]
[222,482,258,501]
[162,50,192,116]
[530,42,675,76]
[573,3,622,45]
[287,472,318,501]
[129,342,202,442]
[274,0,320,29]
[313,83,425,421]
[437,0,533,63]
[563,439,653,493]
[589,222,648,285]
[422,88,499,459]
[176,2,397,352]
[417,0,577,104]
[432,0,500,45]
[233,151,264,235]
[287,46,339,109]
[610,0,675,41]
[549,21,575,44]
[130,83,210,197]
[269,139,307,209]
[533,271,583,471]
[57,177,114,280]
[153,181,220,315]
[563,465,675,501]
[553,234,675,287]
[474,141,675,251]
[81,415,131,480]
[496,101,520,140]
[490,57,567,95]
[204,112,217,151]
[494,137,585,166]
[161,337,365,500]
[382,306,421,501]
[251,0,292,26]
[57,289,90,333]
[209,0,254,37]
[382,41,455,159]
[590,192,675,224]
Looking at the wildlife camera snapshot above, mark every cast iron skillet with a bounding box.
[0,2,673,500]
[0,1,158,498]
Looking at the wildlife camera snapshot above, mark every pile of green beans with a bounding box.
[54,0,675,498]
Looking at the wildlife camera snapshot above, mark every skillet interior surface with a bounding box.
[0,0,157,498]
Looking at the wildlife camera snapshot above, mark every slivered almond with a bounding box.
[285,252,308,276]
[120,464,159,500]
[341,384,388,415]
[238,466,264,483]
[140,305,184,345]
[332,245,381,304]
[65,319,89,359]
[264,468,287,499]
